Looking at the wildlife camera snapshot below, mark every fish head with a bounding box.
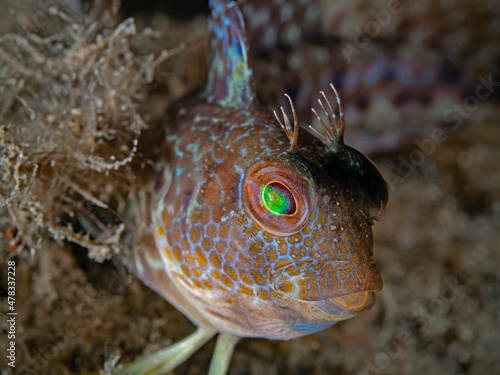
[240,125,388,322]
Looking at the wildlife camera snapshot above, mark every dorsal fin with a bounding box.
[204,0,256,108]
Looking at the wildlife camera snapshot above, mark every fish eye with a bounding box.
[262,181,297,216]
[242,156,315,236]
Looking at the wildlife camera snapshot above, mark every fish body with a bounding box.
[132,0,388,342]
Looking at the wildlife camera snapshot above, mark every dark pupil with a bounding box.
[263,182,296,215]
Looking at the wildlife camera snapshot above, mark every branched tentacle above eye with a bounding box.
[274,94,299,153]
[309,83,346,150]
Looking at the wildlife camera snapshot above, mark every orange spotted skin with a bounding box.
[152,100,384,339]
[143,0,388,340]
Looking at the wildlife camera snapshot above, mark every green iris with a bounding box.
[263,182,296,215]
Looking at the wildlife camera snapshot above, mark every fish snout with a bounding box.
[273,260,382,312]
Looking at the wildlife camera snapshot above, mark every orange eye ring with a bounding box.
[242,156,315,236]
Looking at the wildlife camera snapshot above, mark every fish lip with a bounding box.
[331,260,383,296]
[273,259,383,301]
[323,261,382,312]
[329,291,377,312]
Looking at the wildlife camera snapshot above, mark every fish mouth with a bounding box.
[273,260,382,311]
[317,261,382,314]
[313,290,377,317]
[330,291,376,312]
[327,261,382,312]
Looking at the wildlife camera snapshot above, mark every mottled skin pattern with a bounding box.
[152,101,383,338]
[134,0,388,341]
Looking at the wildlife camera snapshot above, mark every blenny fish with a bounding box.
[115,0,388,374]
